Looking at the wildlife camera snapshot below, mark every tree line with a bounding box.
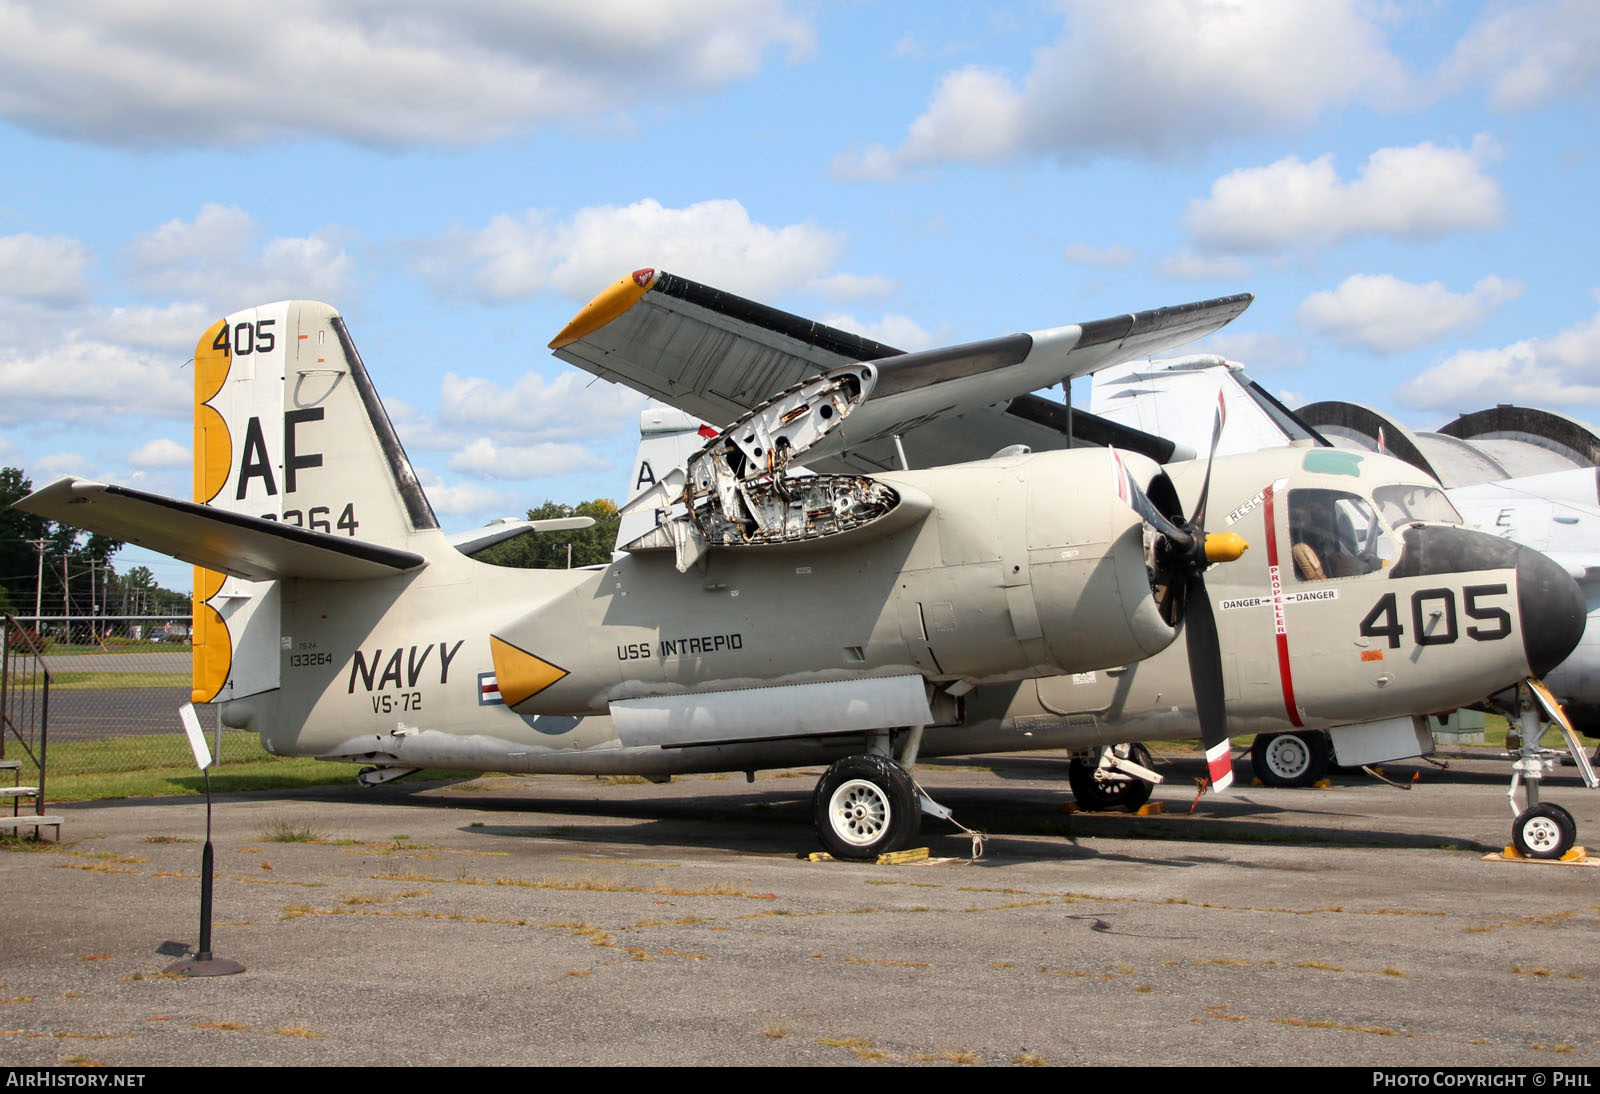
[2,465,622,624]
[0,467,187,621]
[475,499,621,569]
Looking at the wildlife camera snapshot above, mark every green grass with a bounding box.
[5,732,479,802]
[260,819,326,842]
[10,671,188,690]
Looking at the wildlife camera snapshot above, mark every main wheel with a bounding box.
[1250,730,1330,788]
[813,754,921,860]
[1512,802,1577,859]
[1067,743,1155,811]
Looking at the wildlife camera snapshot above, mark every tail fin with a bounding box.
[192,301,436,702]
[615,404,715,552]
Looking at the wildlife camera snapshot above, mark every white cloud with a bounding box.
[92,302,214,352]
[127,438,190,469]
[1443,0,1600,111]
[0,1,812,149]
[447,438,610,480]
[0,233,94,304]
[1297,274,1523,354]
[417,198,841,303]
[122,204,351,311]
[35,450,87,478]
[819,312,940,352]
[1155,250,1252,281]
[413,470,512,518]
[0,340,189,426]
[896,66,1026,168]
[1064,242,1137,268]
[1198,331,1307,371]
[830,144,899,183]
[807,272,898,301]
[1395,294,1600,411]
[839,0,1410,176]
[436,370,646,441]
[1185,136,1506,254]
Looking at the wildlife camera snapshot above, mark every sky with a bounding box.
[1,0,1597,593]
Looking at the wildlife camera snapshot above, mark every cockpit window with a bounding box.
[1288,489,1393,581]
[1372,484,1463,528]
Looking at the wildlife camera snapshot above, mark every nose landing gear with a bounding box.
[1502,680,1596,860]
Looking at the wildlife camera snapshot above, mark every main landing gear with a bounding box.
[1068,743,1160,810]
[814,754,921,859]
[1501,680,1597,860]
[1249,730,1331,788]
[812,726,960,859]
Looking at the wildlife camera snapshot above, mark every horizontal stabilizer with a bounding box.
[16,477,425,582]
[448,515,596,557]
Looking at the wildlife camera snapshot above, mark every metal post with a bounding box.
[164,748,244,977]
[32,539,44,621]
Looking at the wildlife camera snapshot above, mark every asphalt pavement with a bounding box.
[2,750,1597,1067]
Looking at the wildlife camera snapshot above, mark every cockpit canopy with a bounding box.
[1288,482,1462,582]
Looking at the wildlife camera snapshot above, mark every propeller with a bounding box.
[1178,392,1244,790]
[1123,390,1245,791]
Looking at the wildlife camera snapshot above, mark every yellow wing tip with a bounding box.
[549,267,658,350]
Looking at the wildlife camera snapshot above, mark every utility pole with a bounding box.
[29,537,45,621]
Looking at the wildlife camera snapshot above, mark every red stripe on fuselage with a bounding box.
[1261,486,1303,727]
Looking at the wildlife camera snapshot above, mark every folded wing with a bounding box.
[551,268,1251,469]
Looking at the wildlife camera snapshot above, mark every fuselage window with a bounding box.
[1287,489,1393,581]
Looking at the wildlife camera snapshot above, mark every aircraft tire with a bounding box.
[1250,730,1330,788]
[1067,743,1155,811]
[813,754,921,860]
[1512,803,1576,860]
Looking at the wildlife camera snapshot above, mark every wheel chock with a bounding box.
[1063,801,1165,815]
[876,847,930,865]
[1484,846,1594,865]
[806,847,931,865]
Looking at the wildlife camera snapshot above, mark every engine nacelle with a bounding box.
[873,447,1176,685]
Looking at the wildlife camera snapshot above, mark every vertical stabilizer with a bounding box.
[615,404,715,552]
[191,301,437,702]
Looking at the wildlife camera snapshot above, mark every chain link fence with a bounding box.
[3,615,231,778]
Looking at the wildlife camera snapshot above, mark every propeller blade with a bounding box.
[1189,389,1227,531]
[1184,574,1234,791]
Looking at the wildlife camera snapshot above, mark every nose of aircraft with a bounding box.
[1516,543,1587,678]
[1391,524,1586,679]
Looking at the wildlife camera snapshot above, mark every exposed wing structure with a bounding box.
[551,268,1250,469]
[16,477,425,582]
